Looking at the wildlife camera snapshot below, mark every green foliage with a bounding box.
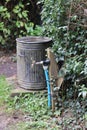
[0,76,10,104]
[40,0,87,95]
[0,0,42,50]
[9,93,48,118]
[79,84,87,99]
[7,93,61,129]
[0,75,86,129]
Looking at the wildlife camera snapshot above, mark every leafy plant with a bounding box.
[6,92,62,129]
[0,75,86,129]
[0,0,42,50]
[40,0,87,96]
[78,84,87,99]
[9,93,48,118]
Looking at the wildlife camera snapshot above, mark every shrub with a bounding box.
[40,0,87,96]
[0,0,42,51]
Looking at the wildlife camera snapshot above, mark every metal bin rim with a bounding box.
[16,36,52,44]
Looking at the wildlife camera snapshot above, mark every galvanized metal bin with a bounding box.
[16,36,52,90]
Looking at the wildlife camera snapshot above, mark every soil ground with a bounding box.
[0,52,17,77]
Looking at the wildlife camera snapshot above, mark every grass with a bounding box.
[7,92,62,130]
[0,75,87,130]
[0,75,61,130]
[0,76,10,104]
[5,120,61,130]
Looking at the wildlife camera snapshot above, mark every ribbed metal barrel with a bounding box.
[16,36,52,90]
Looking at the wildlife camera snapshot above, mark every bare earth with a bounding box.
[0,53,17,77]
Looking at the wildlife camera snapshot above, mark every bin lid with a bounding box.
[16,36,52,44]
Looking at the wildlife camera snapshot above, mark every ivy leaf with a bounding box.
[82,91,87,99]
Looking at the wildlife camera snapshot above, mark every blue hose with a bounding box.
[44,69,51,108]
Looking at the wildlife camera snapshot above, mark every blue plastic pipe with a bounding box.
[44,69,51,108]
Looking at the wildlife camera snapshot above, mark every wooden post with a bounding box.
[46,48,58,111]
[46,48,64,111]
